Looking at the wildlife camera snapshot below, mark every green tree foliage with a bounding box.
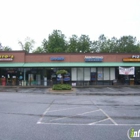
[32,46,44,53]
[96,34,109,52]
[42,39,48,53]
[0,43,12,51]
[17,30,140,53]
[116,36,139,53]
[66,34,92,53]
[3,46,12,51]
[18,37,35,53]
[91,35,140,53]
[77,35,91,53]
[67,35,78,52]
[43,30,67,53]
[56,69,68,84]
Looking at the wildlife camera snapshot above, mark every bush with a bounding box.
[52,84,72,90]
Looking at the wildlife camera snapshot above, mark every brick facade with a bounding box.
[0,51,139,63]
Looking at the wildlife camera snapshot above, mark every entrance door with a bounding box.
[90,72,97,85]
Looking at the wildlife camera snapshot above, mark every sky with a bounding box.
[0,0,140,50]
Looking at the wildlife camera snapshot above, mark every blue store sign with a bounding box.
[50,57,65,61]
[85,56,103,62]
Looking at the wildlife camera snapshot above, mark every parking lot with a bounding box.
[0,86,140,95]
[0,92,140,140]
[37,96,140,126]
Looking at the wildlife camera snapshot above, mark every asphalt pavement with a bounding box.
[0,93,140,140]
[0,86,140,95]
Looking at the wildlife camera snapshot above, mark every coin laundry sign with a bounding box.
[85,56,103,62]
[0,55,14,61]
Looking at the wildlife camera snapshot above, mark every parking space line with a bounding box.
[37,100,55,124]
[90,100,118,125]
[37,122,140,126]
[100,109,118,125]
[88,118,110,125]
[50,109,100,122]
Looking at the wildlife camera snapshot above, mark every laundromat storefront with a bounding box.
[0,51,140,86]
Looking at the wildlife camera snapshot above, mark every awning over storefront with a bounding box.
[23,62,140,67]
[0,62,140,67]
[0,63,24,67]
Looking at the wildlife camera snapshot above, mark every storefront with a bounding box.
[0,51,140,86]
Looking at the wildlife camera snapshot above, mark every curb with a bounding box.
[75,92,140,96]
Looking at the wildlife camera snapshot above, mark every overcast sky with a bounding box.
[0,0,140,50]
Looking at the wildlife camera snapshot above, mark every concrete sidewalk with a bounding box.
[74,87,140,96]
[0,86,140,96]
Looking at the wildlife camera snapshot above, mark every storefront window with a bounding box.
[104,68,109,80]
[84,68,90,81]
[97,68,103,80]
[77,68,84,81]
[110,68,115,80]
[72,68,77,81]
[91,68,96,73]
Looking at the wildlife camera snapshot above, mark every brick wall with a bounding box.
[0,52,139,63]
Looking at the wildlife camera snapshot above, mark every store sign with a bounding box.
[119,67,135,75]
[132,55,140,58]
[123,55,140,62]
[0,55,14,61]
[50,57,65,61]
[85,56,103,62]
[123,58,140,62]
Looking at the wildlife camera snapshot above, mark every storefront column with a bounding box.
[22,68,26,86]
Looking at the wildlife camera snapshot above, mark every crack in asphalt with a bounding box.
[0,99,140,106]
[0,112,139,121]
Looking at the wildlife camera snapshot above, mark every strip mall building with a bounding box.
[0,51,140,86]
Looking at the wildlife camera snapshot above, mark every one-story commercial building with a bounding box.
[0,51,140,86]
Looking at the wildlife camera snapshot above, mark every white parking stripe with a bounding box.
[37,100,54,124]
[50,109,100,122]
[37,122,140,126]
[37,107,51,124]
[88,118,110,125]
[90,100,118,125]
[100,109,118,125]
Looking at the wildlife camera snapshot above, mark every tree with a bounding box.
[18,37,35,53]
[42,39,48,53]
[116,36,139,53]
[3,46,12,51]
[96,34,110,53]
[43,30,67,53]
[56,70,68,84]
[67,35,78,52]
[0,43,2,50]
[0,43,12,51]
[77,35,91,53]
[32,46,44,53]
[91,35,140,53]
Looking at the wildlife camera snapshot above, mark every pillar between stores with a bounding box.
[23,68,26,82]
